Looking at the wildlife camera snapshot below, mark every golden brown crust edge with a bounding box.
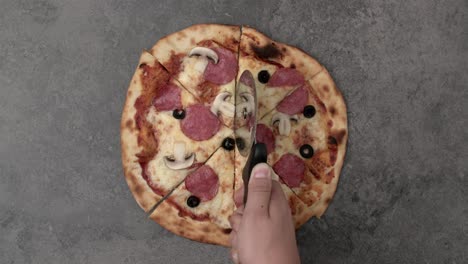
[150,201,231,246]
[315,68,348,217]
[240,26,323,78]
[294,68,348,223]
[121,51,163,212]
[150,23,241,66]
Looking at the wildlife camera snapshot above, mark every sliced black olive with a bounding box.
[222,137,235,151]
[303,105,316,118]
[172,109,186,119]
[300,144,314,159]
[187,195,200,208]
[257,70,270,84]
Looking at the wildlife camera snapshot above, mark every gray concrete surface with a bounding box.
[1,0,467,263]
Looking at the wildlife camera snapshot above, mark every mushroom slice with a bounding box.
[163,142,195,170]
[210,92,235,117]
[236,93,255,118]
[271,112,299,136]
[188,47,219,64]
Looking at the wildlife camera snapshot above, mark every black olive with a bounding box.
[257,70,270,84]
[187,195,200,208]
[299,144,314,159]
[303,105,316,118]
[172,109,186,119]
[235,137,245,151]
[222,137,235,151]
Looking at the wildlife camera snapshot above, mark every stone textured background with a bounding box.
[1,0,467,263]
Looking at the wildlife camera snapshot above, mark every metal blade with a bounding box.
[234,70,257,157]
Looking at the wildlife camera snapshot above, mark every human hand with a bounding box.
[229,163,300,264]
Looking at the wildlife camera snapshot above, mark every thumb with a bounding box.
[245,163,272,216]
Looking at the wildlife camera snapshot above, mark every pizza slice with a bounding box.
[256,68,347,217]
[150,24,241,127]
[121,50,232,213]
[150,147,235,246]
[301,68,348,217]
[257,114,332,217]
[121,51,165,212]
[238,26,324,119]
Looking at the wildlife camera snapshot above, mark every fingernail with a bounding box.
[254,168,269,178]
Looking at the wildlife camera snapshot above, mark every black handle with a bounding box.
[242,143,268,205]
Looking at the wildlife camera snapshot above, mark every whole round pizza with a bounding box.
[121,24,348,246]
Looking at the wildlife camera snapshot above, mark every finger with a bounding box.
[234,185,244,208]
[229,229,238,247]
[235,205,244,215]
[269,181,291,218]
[228,213,242,232]
[244,163,272,216]
[230,248,239,264]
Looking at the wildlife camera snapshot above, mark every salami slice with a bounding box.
[256,124,275,154]
[267,68,305,87]
[273,154,305,188]
[152,82,182,111]
[185,165,219,201]
[276,85,309,115]
[204,48,238,85]
[181,104,221,141]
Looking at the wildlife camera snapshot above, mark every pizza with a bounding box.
[120,24,348,246]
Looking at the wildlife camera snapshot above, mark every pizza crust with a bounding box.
[240,26,323,78]
[150,24,241,67]
[304,68,348,217]
[121,51,164,212]
[150,200,231,246]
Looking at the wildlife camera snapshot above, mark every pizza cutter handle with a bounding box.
[243,143,268,205]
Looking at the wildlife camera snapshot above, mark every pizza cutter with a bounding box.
[234,70,268,205]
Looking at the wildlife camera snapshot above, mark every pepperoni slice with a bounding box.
[185,165,219,201]
[181,104,221,141]
[273,154,305,188]
[204,48,238,85]
[152,83,182,111]
[267,68,305,87]
[276,85,309,115]
[256,124,275,154]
